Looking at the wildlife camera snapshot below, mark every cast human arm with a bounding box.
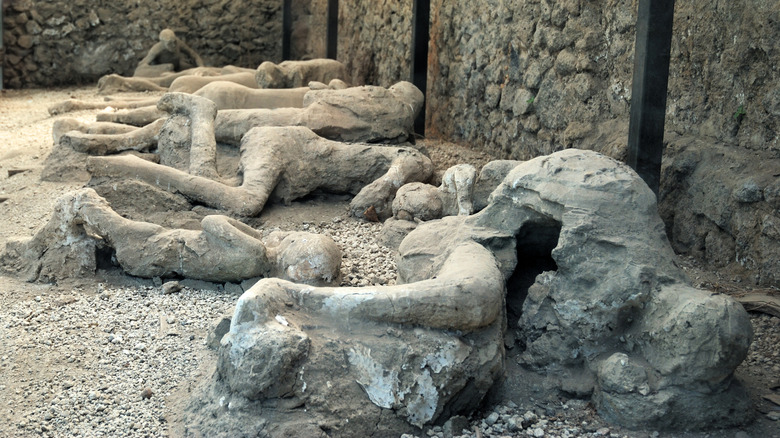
[181,42,205,67]
[137,43,163,67]
[235,241,504,332]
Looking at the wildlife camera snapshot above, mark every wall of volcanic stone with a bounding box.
[1,0,282,88]
[425,0,779,159]
[336,0,413,87]
[331,0,780,285]
[329,0,779,158]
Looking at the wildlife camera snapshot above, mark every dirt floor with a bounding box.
[0,86,778,437]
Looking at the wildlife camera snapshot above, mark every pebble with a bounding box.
[162,281,183,295]
[1,284,235,437]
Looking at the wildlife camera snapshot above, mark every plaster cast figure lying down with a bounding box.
[0,188,341,285]
[86,125,433,219]
[51,78,349,120]
[52,88,430,219]
[96,58,347,94]
[64,81,421,146]
[96,65,251,94]
[90,81,421,144]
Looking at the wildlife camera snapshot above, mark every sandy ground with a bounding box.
[0,86,778,437]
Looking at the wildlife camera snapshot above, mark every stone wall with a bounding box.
[336,0,413,87]
[289,0,327,61]
[332,0,780,285]
[427,0,635,159]
[333,0,780,160]
[1,0,282,88]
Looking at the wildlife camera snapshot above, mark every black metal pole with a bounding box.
[282,0,292,60]
[326,0,338,59]
[627,0,676,196]
[411,0,430,136]
[1,2,4,90]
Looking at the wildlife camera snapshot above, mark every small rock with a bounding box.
[485,411,499,426]
[533,427,545,437]
[206,314,232,349]
[506,415,521,432]
[54,294,77,306]
[767,411,780,421]
[596,427,610,435]
[734,180,763,203]
[163,281,183,294]
[363,205,379,222]
[442,415,470,437]
[141,387,154,399]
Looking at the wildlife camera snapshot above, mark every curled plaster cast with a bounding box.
[202,149,753,435]
[255,59,348,89]
[216,239,505,429]
[0,188,341,285]
[133,28,205,78]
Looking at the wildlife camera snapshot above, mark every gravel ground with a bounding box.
[0,87,778,438]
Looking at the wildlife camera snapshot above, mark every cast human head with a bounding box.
[159,29,177,51]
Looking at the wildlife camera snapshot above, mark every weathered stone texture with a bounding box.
[333,0,777,158]
[1,0,282,88]
[338,0,413,87]
[330,0,780,285]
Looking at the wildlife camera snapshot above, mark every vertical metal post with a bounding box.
[627,0,676,195]
[326,0,338,59]
[1,2,4,90]
[282,0,292,60]
[411,0,430,136]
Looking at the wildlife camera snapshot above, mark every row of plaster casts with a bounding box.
[48,79,349,116]
[95,58,347,94]
[56,85,430,219]
[9,81,432,283]
[55,80,423,153]
[206,149,753,435]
